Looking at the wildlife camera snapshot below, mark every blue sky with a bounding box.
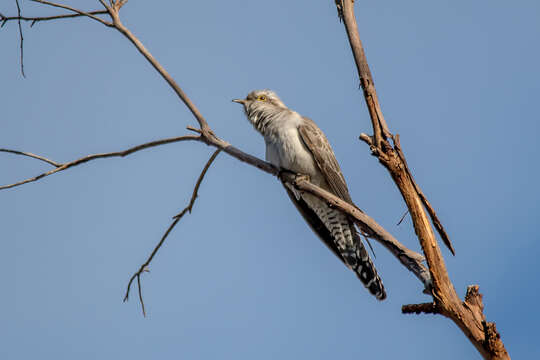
[2,1,539,359]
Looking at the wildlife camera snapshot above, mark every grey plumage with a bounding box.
[233,89,386,300]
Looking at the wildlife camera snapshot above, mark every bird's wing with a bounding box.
[298,117,354,204]
[296,118,386,299]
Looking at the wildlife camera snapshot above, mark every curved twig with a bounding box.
[0,148,61,167]
[123,149,221,316]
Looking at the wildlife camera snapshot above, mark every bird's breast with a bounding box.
[265,127,322,185]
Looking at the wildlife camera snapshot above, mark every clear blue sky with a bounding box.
[2,1,539,359]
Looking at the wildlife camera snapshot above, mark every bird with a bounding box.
[233,89,386,300]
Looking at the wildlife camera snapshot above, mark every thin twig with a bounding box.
[0,148,61,167]
[15,0,25,77]
[397,209,409,226]
[0,135,200,190]
[123,149,221,316]
[29,0,112,27]
[0,10,107,27]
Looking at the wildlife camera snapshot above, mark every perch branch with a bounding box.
[1,137,428,293]
[123,149,221,316]
[281,172,431,289]
[337,1,508,358]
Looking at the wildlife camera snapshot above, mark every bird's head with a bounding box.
[233,90,288,129]
[233,89,286,109]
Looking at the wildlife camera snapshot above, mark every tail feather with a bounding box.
[353,239,386,300]
[313,200,386,300]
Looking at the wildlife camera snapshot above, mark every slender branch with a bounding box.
[123,149,221,316]
[337,1,508,358]
[0,10,107,27]
[29,0,112,26]
[15,0,25,77]
[0,135,200,190]
[0,148,61,167]
[396,209,409,226]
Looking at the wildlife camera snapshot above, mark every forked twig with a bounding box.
[123,149,221,316]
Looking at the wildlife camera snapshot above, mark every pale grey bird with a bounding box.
[233,89,386,300]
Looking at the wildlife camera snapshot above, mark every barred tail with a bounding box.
[317,204,386,300]
[351,240,386,300]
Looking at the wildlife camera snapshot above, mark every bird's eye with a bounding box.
[257,95,267,101]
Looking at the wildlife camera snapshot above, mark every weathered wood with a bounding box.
[337,1,509,358]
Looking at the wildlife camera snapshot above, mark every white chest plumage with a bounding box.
[262,112,321,185]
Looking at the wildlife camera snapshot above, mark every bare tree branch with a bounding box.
[123,149,221,316]
[29,0,112,26]
[15,0,25,77]
[336,1,508,358]
[0,148,61,167]
[0,10,107,27]
[0,135,200,190]
[402,302,439,315]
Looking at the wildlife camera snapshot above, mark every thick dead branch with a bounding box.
[123,150,221,317]
[337,1,508,358]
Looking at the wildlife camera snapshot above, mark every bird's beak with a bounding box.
[232,99,246,105]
